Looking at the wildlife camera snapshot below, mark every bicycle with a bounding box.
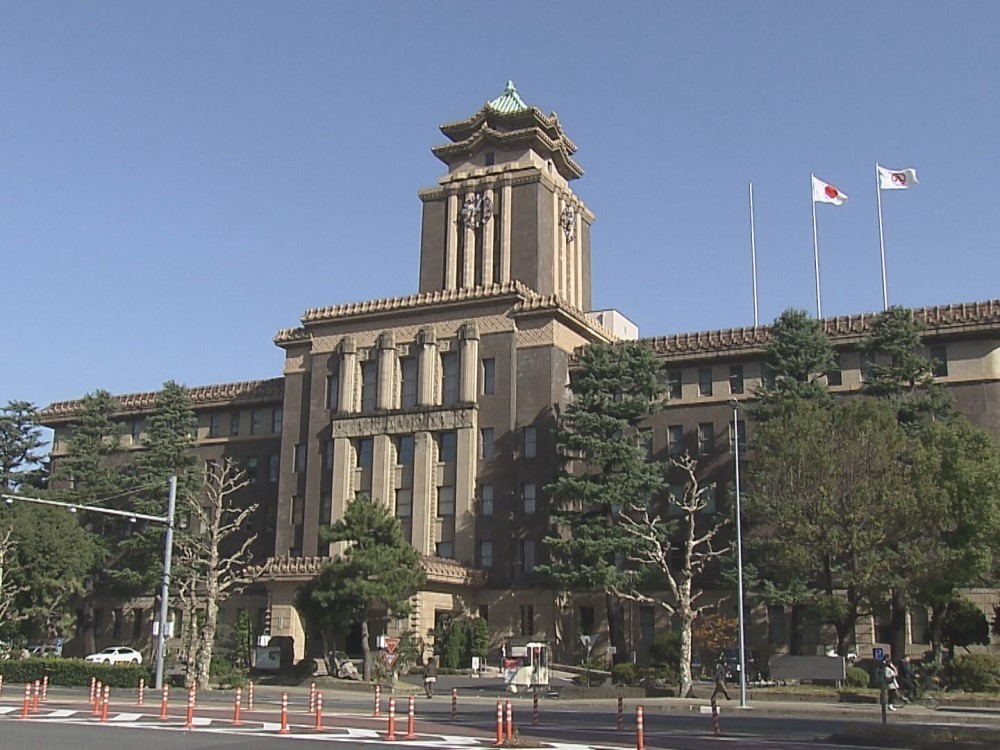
[907,670,946,710]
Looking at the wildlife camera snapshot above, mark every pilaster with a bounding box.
[372,434,394,510]
[410,431,436,555]
[376,332,396,410]
[339,337,358,414]
[500,181,512,283]
[445,193,458,289]
[417,328,437,407]
[462,191,476,287]
[459,322,480,403]
[454,425,477,564]
[482,186,495,284]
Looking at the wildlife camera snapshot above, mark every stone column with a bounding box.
[565,199,576,308]
[329,436,354,555]
[338,337,358,414]
[575,205,584,308]
[458,322,480,403]
[500,180,512,283]
[462,191,476,288]
[376,332,396,410]
[417,328,437,407]
[372,434,394,512]
[558,195,568,302]
[552,188,561,299]
[445,193,459,290]
[409,431,436,556]
[454,424,477,564]
[482,187,495,285]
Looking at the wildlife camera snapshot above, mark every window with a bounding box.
[396,488,412,518]
[579,606,596,635]
[482,358,496,395]
[522,483,536,514]
[729,419,747,452]
[521,540,535,573]
[326,370,340,411]
[319,493,332,526]
[523,426,537,458]
[323,439,334,471]
[438,486,455,517]
[441,352,460,405]
[401,357,418,408]
[397,435,414,466]
[247,457,258,484]
[478,604,489,622]
[520,604,534,636]
[698,367,713,397]
[291,495,304,525]
[209,414,221,438]
[438,431,457,463]
[484,151,495,166]
[132,608,144,639]
[250,410,263,434]
[640,429,653,460]
[361,361,378,411]
[666,369,682,399]
[480,427,494,460]
[268,454,280,482]
[357,438,374,468]
[113,608,123,639]
[436,541,454,559]
[827,353,843,387]
[930,345,948,377]
[697,422,714,455]
[478,540,493,568]
[131,419,143,445]
[860,352,875,383]
[480,484,494,516]
[271,408,283,434]
[230,412,240,436]
[729,365,745,395]
[294,443,306,473]
[667,425,684,456]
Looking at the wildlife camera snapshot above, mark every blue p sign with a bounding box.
[873,647,884,660]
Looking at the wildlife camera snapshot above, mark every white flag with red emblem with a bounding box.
[877,165,919,190]
[812,175,848,206]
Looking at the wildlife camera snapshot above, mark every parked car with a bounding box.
[27,645,62,658]
[722,648,761,682]
[85,646,143,665]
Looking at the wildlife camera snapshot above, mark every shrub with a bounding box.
[945,654,1000,692]
[612,662,641,686]
[0,658,150,688]
[845,666,870,688]
[648,632,681,669]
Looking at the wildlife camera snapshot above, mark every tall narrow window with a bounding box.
[396,435,415,466]
[326,369,340,411]
[319,493,332,526]
[667,425,684,456]
[441,352,460,405]
[291,495,304,525]
[523,426,537,458]
[520,604,534,636]
[438,431,457,463]
[698,367,713,397]
[230,412,240,436]
[361,361,378,411]
[521,541,536,573]
[860,352,875,383]
[438,486,455,517]
[294,444,306,473]
[478,540,493,569]
[729,365,745,395]
[357,438,374,468]
[929,345,948,377]
[436,541,455,559]
[209,414,220,438]
[480,484,494,516]
[323,439,334,471]
[481,358,496,395]
[522,483,536,514]
[271,408,283,434]
[247,457,258,484]
[131,419,144,445]
[396,488,413,518]
[697,422,715,455]
[251,410,263,434]
[827,352,843,387]
[640,429,653,460]
[480,427,494,460]
[666,369,682,400]
[401,357,418,408]
[268,454,280,482]
[729,420,747,452]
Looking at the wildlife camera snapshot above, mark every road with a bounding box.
[1,681,997,750]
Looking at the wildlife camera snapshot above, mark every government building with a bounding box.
[42,83,1000,667]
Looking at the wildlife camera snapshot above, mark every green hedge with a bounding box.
[945,654,1000,693]
[0,658,151,688]
[845,666,870,688]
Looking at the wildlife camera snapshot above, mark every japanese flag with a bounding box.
[812,175,848,206]
[877,165,919,190]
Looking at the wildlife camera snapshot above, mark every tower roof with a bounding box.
[433,81,583,181]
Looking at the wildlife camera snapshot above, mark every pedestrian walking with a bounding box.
[711,659,730,701]
[896,656,914,703]
[423,657,437,698]
[883,656,900,710]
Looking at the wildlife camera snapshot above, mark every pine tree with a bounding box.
[0,401,46,491]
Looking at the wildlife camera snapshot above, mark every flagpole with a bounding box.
[875,163,888,310]
[749,181,759,326]
[811,174,822,319]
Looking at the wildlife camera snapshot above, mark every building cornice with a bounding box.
[41,378,285,424]
[253,553,488,587]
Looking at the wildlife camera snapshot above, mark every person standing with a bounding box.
[711,659,731,701]
[423,656,437,698]
[883,656,900,710]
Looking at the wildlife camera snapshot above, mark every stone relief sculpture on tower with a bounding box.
[560,204,576,242]
[460,193,493,229]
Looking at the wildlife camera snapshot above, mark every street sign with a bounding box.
[385,637,400,654]
[384,652,399,668]
[579,634,595,653]
[608,646,617,655]
[873,647,885,661]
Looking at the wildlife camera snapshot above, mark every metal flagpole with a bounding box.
[749,182,759,327]
[875,163,889,311]
[811,174,822,319]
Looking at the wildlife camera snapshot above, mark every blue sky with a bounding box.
[4,2,999,411]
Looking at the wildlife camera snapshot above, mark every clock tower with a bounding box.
[417,81,594,312]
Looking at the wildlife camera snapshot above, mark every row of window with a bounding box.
[660,420,746,457]
[207,408,282,439]
[207,456,280,485]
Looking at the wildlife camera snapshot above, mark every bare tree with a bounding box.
[175,459,257,690]
[613,454,732,698]
[0,528,29,634]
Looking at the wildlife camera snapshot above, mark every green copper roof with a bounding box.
[487,80,528,114]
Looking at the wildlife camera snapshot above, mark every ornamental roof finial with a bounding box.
[487,79,528,114]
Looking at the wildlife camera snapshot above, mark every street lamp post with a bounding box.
[729,398,748,708]
[2,475,177,689]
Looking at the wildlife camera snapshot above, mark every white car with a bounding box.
[85,646,143,665]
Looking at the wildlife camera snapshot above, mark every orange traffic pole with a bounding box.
[232,687,242,726]
[183,686,195,729]
[385,695,397,741]
[636,705,645,750]
[31,680,40,713]
[373,683,381,716]
[404,695,416,739]
[493,700,503,746]
[41,675,49,703]
[309,682,316,713]
[617,695,624,731]
[451,687,457,721]
[314,691,323,731]
[100,685,110,723]
[279,692,290,734]
[137,678,144,706]
[159,684,169,720]
[92,680,102,714]
[20,683,30,719]
[505,699,513,740]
